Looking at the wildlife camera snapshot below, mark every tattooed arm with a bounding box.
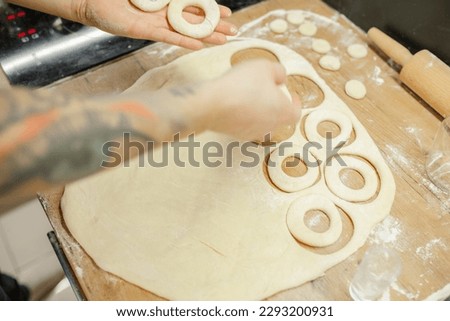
[0,60,300,213]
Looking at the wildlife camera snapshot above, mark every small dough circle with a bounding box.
[319,55,341,71]
[167,0,220,39]
[269,18,288,34]
[347,44,368,58]
[298,21,317,36]
[304,109,353,149]
[312,38,331,54]
[345,80,367,100]
[268,145,320,193]
[286,194,343,247]
[325,155,378,202]
[286,11,305,25]
[130,0,171,11]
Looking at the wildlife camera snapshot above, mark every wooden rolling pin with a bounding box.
[368,27,450,118]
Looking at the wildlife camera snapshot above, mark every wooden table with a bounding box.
[5,0,448,300]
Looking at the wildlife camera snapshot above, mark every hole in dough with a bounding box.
[182,6,206,24]
[282,156,308,177]
[268,145,320,193]
[230,48,280,66]
[286,75,324,108]
[339,168,365,190]
[325,155,379,202]
[299,207,354,255]
[317,120,341,139]
[304,210,330,233]
[286,194,342,247]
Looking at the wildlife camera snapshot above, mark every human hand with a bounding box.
[205,60,302,141]
[73,0,237,50]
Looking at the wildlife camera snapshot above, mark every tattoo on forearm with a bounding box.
[0,90,161,211]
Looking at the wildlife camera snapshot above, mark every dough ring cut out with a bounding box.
[287,194,343,247]
[304,109,353,149]
[130,0,171,12]
[325,155,379,202]
[268,145,319,193]
[168,0,220,38]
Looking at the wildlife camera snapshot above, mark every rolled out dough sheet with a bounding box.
[62,39,396,300]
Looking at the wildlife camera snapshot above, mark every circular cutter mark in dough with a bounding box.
[269,19,288,34]
[347,44,368,58]
[325,155,379,202]
[286,194,343,247]
[345,80,367,100]
[167,0,220,38]
[305,109,353,149]
[130,0,171,11]
[319,55,341,71]
[312,39,331,54]
[268,145,320,193]
[299,21,317,36]
[286,11,305,25]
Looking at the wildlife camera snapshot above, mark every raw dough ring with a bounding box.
[304,109,353,148]
[167,0,220,38]
[130,0,171,12]
[286,194,342,247]
[325,155,378,202]
[268,145,320,193]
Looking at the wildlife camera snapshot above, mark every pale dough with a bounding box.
[167,0,220,38]
[269,18,288,34]
[319,55,341,71]
[304,109,352,150]
[130,0,171,11]
[62,39,396,300]
[268,145,320,192]
[298,21,317,36]
[312,38,331,54]
[347,44,368,58]
[345,79,367,100]
[286,11,305,25]
[325,156,378,202]
[287,194,342,247]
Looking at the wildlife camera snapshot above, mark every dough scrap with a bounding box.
[167,0,220,38]
[312,38,331,54]
[62,39,396,300]
[286,11,305,25]
[298,21,317,36]
[347,44,368,58]
[269,18,288,34]
[130,0,171,12]
[345,79,367,99]
[319,55,341,71]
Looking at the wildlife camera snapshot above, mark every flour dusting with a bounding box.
[369,216,402,245]
[415,238,448,261]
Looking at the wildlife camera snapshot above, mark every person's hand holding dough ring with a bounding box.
[204,60,303,140]
[7,0,237,50]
